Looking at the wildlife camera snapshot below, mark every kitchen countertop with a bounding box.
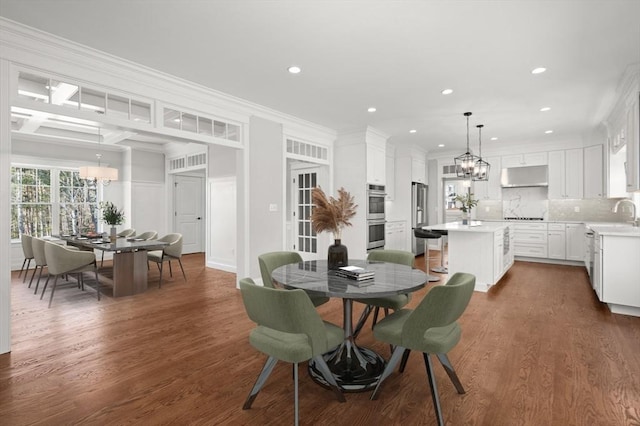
[423,221,509,232]
[587,224,640,237]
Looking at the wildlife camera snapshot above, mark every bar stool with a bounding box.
[431,229,448,274]
[413,228,441,282]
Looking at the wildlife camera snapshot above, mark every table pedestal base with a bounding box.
[309,343,386,392]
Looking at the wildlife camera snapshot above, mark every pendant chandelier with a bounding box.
[454,112,480,178]
[79,128,118,185]
[472,124,491,181]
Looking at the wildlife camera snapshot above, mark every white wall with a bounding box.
[248,116,285,279]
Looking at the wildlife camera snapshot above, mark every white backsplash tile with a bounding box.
[502,187,548,218]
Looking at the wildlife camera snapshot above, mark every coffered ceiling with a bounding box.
[1,0,639,153]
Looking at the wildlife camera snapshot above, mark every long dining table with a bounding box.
[272,259,428,392]
[59,235,169,297]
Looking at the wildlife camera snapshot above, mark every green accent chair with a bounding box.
[258,251,329,307]
[41,241,100,308]
[19,234,35,283]
[147,233,186,288]
[239,278,345,425]
[370,272,476,426]
[352,249,416,338]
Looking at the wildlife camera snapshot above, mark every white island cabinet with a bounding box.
[424,222,513,292]
[592,226,640,317]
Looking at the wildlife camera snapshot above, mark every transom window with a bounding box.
[11,166,99,239]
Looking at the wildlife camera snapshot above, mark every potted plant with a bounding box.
[310,187,357,269]
[454,192,478,225]
[100,201,125,242]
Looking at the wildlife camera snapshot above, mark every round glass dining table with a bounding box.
[272,259,428,392]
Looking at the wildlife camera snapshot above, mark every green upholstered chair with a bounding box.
[239,278,345,425]
[19,234,35,283]
[147,233,186,288]
[258,251,329,307]
[370,272,476,426]
[352,249,416,338]
[41,241,100,308]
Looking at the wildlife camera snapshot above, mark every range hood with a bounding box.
[501,165,549,187]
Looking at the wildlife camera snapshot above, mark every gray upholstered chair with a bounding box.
[352,249,415,338]
[41,241,100,308]
[19,234,35,283]
[147,233,185,288]
[134,231,157,240]
[370,272,476,426]
[239,277,345,425]
[101,228,136,266]
[29,237,48,294]
[258,251,329,307]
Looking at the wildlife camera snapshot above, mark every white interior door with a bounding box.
[290,164,328,260]
[173,175,204,254]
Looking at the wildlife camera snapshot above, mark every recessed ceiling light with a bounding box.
[368,107,377,113]
[490,137,498,141]
[288,66,301,74]
[441,89,453,95]
[438,144,445,147]
[540,107,551,112]
[173,118,181,123]
[409,129,417,134]
[531,67,547,74]
[545,130,553,134]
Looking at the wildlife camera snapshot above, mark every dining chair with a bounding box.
[370,272,475,426]
[239,277,345,426]
[29,237,48,294]
[258,251,329,307]
[101,228,136,266]
[147,233,185,288]
[352,249,415,338]
[41,241,101,308]
[19,234,35,283]
[134,231,158,240]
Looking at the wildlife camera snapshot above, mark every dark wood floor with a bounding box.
[1,253,639,425]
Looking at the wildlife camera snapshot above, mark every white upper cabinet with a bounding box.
[548,149,583,199]
[386,147,395,200]
[502,152,548,168]
[584,145,604,198]
[366,143,386,185]
[411,155,426,184]
[626,95,640,192]
[474,156,502,200]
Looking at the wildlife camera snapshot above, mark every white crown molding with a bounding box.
[0,17,337,141]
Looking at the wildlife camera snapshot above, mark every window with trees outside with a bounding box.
[11,166,100,240]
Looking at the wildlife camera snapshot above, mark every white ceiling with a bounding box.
[1,0,639,153]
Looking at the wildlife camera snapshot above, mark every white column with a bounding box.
[0,58,12,354]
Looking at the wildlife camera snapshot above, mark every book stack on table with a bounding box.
[336,266,375,283]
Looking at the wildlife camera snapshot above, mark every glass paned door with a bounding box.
[294,170,317,257]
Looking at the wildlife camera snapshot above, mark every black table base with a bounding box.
[309,343,386,392]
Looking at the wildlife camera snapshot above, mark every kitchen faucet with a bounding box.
[613,198,639,226]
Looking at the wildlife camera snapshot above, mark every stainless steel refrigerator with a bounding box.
[411,182,428,255]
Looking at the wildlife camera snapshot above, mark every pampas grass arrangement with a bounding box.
[310,187,357,240]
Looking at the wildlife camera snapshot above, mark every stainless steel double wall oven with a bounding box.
[366,184,386,250]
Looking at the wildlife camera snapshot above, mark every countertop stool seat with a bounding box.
[430,229,449,274]
[413,228,441,282]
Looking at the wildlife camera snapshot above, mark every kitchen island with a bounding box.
[423,221,514,292]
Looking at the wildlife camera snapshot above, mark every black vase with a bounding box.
[328,239,348,270]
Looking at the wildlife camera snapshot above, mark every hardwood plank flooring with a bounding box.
[1,252,639,425]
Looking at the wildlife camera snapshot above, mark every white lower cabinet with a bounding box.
[548,223,566,259]
[385,221,406,251]
[566,224,585,261]
[513,223,548,258]
[600,234,640,314]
